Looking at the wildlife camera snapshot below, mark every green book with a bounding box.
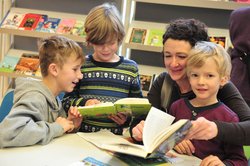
[146,29,164,47]
[0,55,20,73]
[78,98,151,119]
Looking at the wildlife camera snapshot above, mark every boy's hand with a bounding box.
[174,139,195,156]
[85,99,101,106]
[67,106,83,130]
[56,117,74,132]
[200,155,225,166]
[132,120,144,141]
[109,112,128,125]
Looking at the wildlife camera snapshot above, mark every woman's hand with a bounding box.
[132,120,144,141]
[200,155,225,166]
[186,117,218,141]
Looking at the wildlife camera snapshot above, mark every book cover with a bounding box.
[0,55,20,73]
[209,36,226,48]
[140,74,153,97]
[70,20,86,36]
[129,28,147,44]
[14,53,40,76]
[77,107,192,158]
[35,14,48,31]
[39,17,61,33]
[18,13,42,31]
[78,98,151,119]
[1,12,25,29]
[146,29,164,47]
[69,157,109,166]
[56,18,76,34]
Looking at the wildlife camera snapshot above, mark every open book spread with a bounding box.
[77,98,151,118]
[77,107,192,158]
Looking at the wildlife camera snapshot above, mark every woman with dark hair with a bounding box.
[131,18,250,146]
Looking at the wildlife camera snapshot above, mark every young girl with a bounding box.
[0,35,84,148]
[62,3,142,135]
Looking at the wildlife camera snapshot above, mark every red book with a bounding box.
[19,13,42,31]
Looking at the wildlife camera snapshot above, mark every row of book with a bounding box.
[1,11,86,37]
[129,28,227,48]
[0,53,41,78]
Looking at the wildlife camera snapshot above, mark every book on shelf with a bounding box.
[146,29,164,47]
[1,12,25,29]
[18,13,42,31]
[39,17,61,33]
[56,18,76,34]
[70,20,86,37]
[0,55,20,73]
[129,28,147,44]
[209,36,226,48]
[140,74,154,97]
[78,98,151,119]
[14,53,40,76]
[35,14,48,31]
[77,107,192,158]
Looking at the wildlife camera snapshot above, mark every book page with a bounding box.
[143,107,175,152]
[77,130,149,158]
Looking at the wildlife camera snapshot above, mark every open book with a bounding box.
[77,98,151,119]
[77,107,192,158]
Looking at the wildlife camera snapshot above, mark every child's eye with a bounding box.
[207,74,214,78]
[163,53,171,58]
[190,73,198,77]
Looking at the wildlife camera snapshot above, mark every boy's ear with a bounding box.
[48,63,59,76]
[220,75,229,87]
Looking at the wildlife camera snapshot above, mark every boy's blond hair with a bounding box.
[38,35,84,77]
[84,3,125,45]
[187,41,232,79]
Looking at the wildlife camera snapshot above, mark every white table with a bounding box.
[0,134,127,166]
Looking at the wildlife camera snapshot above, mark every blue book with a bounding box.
[39,17,61,33]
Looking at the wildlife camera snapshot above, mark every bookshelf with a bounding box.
[0,7,87,43]
[0,0,123,101]
[122,0,250,77]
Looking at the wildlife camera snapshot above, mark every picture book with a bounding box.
[77,107,192,158]
[14,53,40,76]
[146,29,164,47]
[39,17,61,33]
[209,36,226,48]
[0,55,20,73]
[56,18,76,34]
[78,98,151,119]
[35,14,48,31]
[1,12,24,29]
[129,28,147,44]
[70,20,86,37]
[18,13,42,31]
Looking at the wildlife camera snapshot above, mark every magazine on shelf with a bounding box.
[78,98,151,119]
[35,14,48,31]
[70,20,86,36]
[140,74,154,97]
[129,28,147,44]
[18,13,42,30]
[77,107,192,158]
[1,12,25,29]
[14,53,40,76]
[209,36,227,48]
[0,55,20,73]
[146,29,164,47]
[56,18,76,34]
[39,17,61,33]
